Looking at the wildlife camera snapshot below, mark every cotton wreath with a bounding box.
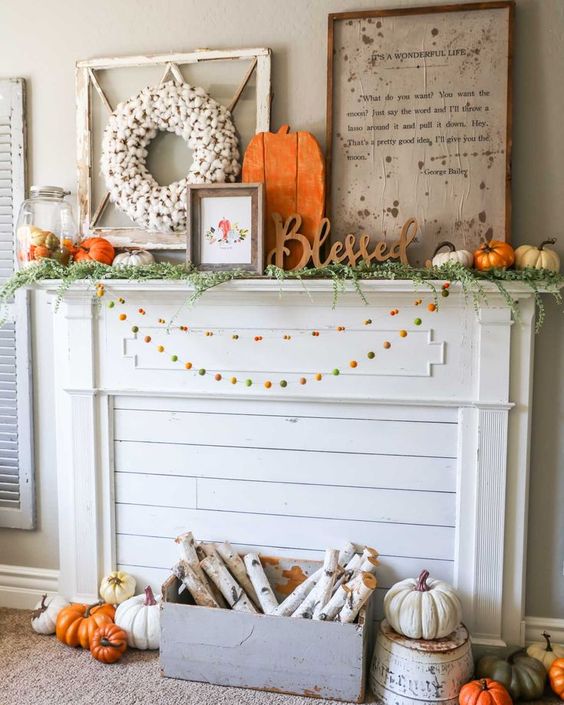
[101,82,241,232]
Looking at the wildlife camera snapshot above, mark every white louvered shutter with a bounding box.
[0,78,34,529]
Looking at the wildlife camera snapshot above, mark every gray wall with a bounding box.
[0,0,562,618]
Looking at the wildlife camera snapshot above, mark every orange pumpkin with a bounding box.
[549,658,564,700]
[74,237,115,265]
[242,124,325,269]
[459,679,513,705]
[90,623,128,664]
[56,601,115,649]
[473,240,515,271]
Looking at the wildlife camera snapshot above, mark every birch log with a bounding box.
[200,554,257,613]
[294,549,339,619]
[318,572,364,621]
[192,542,229,608]
[338,542,357,566]
[332,553,362,593]
[311,549,340,619]
[273,543,356,618]
[338,572,377,624]
[172,560,219,608]
[243,553,279,614]
[216,542,260,608]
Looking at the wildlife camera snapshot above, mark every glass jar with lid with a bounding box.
[15,186,78,268]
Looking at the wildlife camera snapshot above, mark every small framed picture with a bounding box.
[186,183,264,273]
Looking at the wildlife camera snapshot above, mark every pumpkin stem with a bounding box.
[538,238,556,250]
[542,631,553,652]
[100,637,119,648]
[31,593,48,620]
[415,569,431,592]
[84,600,104,618]
[432,241,456,258]
[144,585,157,606]
[277,124,290,135]
[479,679,490,691]
[108,575,124,586]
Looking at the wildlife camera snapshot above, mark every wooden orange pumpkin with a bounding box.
[56,601,115,649]
[473,240,515,271]
[459,679,513,705]
[90,623,128,664]
[242,124,325,269]
[74,237,115,265]
[549,658,564,700]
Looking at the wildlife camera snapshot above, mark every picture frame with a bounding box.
[76,48,271,250]
[186,183,264,273]
[326,2,514,267]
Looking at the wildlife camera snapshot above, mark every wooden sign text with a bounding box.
[267,214,417,270]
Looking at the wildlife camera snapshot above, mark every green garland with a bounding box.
[1,259,562,332]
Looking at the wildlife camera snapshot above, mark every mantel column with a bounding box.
[52,292,102,602]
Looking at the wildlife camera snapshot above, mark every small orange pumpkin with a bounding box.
[55,601,115,649]
[473,240,515,271]
[242,124,325,269]
[549,658,564,700]
[459,679,513,705]
[90,623,128,664]
[74,237,115,265]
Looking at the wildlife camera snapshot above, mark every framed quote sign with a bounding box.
[327,2,514,266]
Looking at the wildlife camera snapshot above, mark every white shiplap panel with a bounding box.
[115,472,455,527]
[115,533,454,588]
[114,441,456,492]
[115,473,197,509]
[114,409,457,458]
[115,504,454,560]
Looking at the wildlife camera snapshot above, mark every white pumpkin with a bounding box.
[115,585,160,650]
[31,593,69,634]
[100,570,136,605]
[112,249,155,267]
[384,569,462,640]
[514,239,560,272]
[432,241,473,268]
[527,632,564,669]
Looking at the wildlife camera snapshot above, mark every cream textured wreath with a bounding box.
[101,82,241,232]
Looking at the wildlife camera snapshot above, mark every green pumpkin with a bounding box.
[476,650,547,701]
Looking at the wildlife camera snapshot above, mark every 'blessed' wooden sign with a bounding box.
[267,214,417,270]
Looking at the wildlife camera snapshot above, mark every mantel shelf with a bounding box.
[35,277,550,298]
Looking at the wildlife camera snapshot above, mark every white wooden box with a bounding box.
[160,556,374,702]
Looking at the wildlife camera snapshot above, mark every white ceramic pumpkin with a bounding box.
[514,239,560,272]
[100,570,136,605]
[112,249,155,267]
[527,632,564,669]
[31,593,69,635]
[115,585,160,649]
[432,241,473,268]
[384,569,462,640]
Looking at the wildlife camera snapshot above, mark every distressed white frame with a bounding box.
[44,279,538,645]
[76,48,272,250]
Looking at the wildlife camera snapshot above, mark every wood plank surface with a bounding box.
[115,504,454,559]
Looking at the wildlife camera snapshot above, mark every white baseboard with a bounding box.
[525,616,564,644]
[0,563,60,609]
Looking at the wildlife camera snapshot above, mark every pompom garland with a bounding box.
[101,82,241,232]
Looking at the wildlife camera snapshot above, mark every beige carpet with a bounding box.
[0,608,373,705]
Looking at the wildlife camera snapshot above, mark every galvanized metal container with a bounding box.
[160,556,374,702]
[370,620,473,705]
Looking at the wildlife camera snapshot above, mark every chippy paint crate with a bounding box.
[160,555,375,702]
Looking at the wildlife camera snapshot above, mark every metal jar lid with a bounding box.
[30,185,71,200]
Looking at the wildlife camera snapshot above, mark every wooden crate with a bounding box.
[160,556,374,702]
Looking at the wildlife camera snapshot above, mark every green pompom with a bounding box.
[245,379,252,387]
[332,368,340,376]
[198,368,206,375]
[367,351,375,359]
[280,380,288,388]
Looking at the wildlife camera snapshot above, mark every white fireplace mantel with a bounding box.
[42,279,539,646]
